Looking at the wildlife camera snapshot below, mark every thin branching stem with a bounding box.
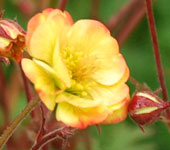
[0,98,40,149]
[107,0,142,30]
[31,127,74,150]
[107,0,146,46]
[116,4,145,46]
[145,0,168,101]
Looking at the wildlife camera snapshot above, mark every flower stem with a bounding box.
[31,127,74,150]
[0,98,40,149]
[145,0,168,101]
[91,0,100,20]
[0,0,3,10]
[107,0,143,30]
[59,0,68,11]
[19,62,32,103]
[116,3,145,46]
[107,0,146,46]
[0,64,9,124]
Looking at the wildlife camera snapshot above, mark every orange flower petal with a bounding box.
[102,98,129,124]
[27,9,73,65]
[56,102,108,129]
[26,13,47,48]
[38,91,57,111]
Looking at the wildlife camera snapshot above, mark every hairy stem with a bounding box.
[145,0,168,101]
[0,98,40,149]
[31,127,74,150]
[129,77,150,91]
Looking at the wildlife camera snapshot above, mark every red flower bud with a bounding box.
[128,91,170,129]
[0,18,26,62]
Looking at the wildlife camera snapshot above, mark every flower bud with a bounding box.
[128,91,170,127]
[0,18,26,62]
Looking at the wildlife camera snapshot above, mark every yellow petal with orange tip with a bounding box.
[26,13,47,48]
[56,102,108,129]
[38,91,57,111]
[26,8,73,48]
[27,9,73,65]
[21,58,65,110]
[102,97,130,124]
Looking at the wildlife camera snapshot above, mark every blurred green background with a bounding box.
[1,0,170,149]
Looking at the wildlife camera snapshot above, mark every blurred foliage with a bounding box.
[1,0,170,149]
[90,123,156,150]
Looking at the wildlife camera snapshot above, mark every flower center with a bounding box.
[61,46,97,81]
[61,46,97,97]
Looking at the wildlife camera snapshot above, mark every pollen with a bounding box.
[61,46,97,81]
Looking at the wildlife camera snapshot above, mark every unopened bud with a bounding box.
[0,18,26,62]
[128,91,170,128]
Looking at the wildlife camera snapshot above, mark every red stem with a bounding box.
[36,105,46,142]
[37,105,49,150]
[31,127,74,150]
[145,0,168,101]
[38,0,49,11]
[0,0,3,10]
[59,0,68,11]
[0,64,9,124]
[116,2,145,46]
[18,62,32,102]
[106,0,147,46]
[91,0,100,20]
[107,0,141,30]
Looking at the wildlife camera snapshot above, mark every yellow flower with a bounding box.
[0,19,25,62]
[22,8,130,129]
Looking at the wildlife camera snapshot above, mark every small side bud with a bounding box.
[128,91,170,130]
[0,18,26,62]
